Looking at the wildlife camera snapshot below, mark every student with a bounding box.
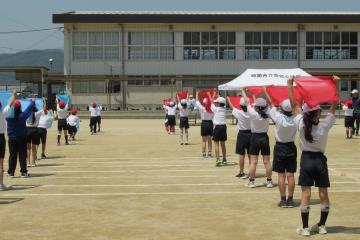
[241,89,273,188]
[163,101,177,134]
[289,76,339,236]
[38,108,53,159]
[195,96,214,157]
[0,92,14,190]
[263,87,297,207]
[26,98,45,167]
[67,109,80,140]
[177,98,190,145]
[7,94,35,178]
[351,89,360,136]
[228,97,252,179]
[342,102,354,139]
[56,99,69,145]
[89,102,98,135]
[96,104,102,132]
[207,93,227,166]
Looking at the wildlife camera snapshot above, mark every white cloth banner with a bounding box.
[218,68,311,90]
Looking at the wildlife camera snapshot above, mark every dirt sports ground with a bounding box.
[0,118,360,240]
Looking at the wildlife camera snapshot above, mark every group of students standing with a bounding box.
[164,76,341,236]
[342,89,360,139]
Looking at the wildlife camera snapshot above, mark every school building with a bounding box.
[51,11,360,109]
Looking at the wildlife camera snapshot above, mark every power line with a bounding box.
[0,27,63,34]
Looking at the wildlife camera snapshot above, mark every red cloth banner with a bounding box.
[176,90,189,100]
[295,76,338,108]
[198,88,217,113]
[266,86,302,106]
[341,99,353,106]
[245,87,262,97]
[163,98,173,106]
[227,96,254,110]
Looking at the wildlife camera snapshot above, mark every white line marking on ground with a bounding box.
[1,190,360,197]
[329,168,360,182]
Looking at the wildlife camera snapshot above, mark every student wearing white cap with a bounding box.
[289,76,340,236]
[163,101,177,134]
[0,91,15,190]
[26,98,46,167]
[37,107,53,159]
[263,87,297,208]
[351,89,360,136]
[177,98,190,145]
[241,89,273,188]
[56,98,69,145]
[89,102,98,135]
[195,95,214,157]
[228,96,251,179]
[207,93,227,166]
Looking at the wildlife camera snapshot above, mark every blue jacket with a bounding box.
[6,101,35,138]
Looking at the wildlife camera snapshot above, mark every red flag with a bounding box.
[295,76,338,108]
[227,96,254,110]
[198,88,217,113]
[266,86,302,106]
[176,90,189,100]
[245,87,263,97]
[341,99,353,106]
[163,98,173,106]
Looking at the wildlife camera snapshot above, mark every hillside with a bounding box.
[0,49,64,85]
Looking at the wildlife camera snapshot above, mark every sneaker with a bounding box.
[246,180,256,188]
[221,158,227,165]
[241,174,249,179]
[0,184,10,191]
[286,199,295,208]
[235,172,245,178]
[207,152,212,158]
[215,159,222,167]
[296,227,311,236]
[202,153,206,158]
[265,180,273,188]
[311,224,327,234]
[278,200,287,208]
[20,173,30,178]
[180,143,184,145]
[41,154,47,159]
[7,173,15,178]
[184,143,189,145]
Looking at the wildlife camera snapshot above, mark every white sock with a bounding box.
[185,133,188,142]
[180,133,183,143]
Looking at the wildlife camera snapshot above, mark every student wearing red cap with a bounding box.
[0,91,15,189]
[26,98,46,167]
[263,87,298,208]
[89,102,98,134]
[177,98,190,145]
[56,98,69,145]
[342,102,354,139]
[163,101,177,134]
[38,107,53,159]
[289,76,340,236]
[67,109,80,140]
[6,93,36,178]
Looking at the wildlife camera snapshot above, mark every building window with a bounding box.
[183,32,236,60]
[72,81,89,94]
[128,32,174,60]
[72,32,120,61]
[110,81,121,93]
[306,32,358,60]
[245,32,297,60]
[89,81,105,94]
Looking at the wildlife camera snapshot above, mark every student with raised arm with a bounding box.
[67,109,80,141]
[228,95,251,179]
[56,98,69,145]
[289,76,340,237]
[263,85,298,207]
[177,96,190,145]
[207,92,227,166]
[38,103,53,159]
[163,101,177,134]
[89,102,98,135]
[241,89,273,188]
[26,98,46,167]
[195,93,214,158]
[6,94,36,178]
[0,91,15,189]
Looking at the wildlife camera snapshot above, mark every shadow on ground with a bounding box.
[327,226,360,234]
[0,198,24,204]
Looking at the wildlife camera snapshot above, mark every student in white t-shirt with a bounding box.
[56,98,69,145]
[89,102,98,135]
[263,86,298,208]
[289,76,340,237]
[342,103,354,139]
[0,91,15,190]
[96,105,102,132]
[163,102,177,134]
[38,108,54,159]
[177,98,190,145]
[195,95,214,158]
[67,109,80,140]
[207,93,227,167]
[241,89,273,189]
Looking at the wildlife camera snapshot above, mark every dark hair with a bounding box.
[348,104,353,109]
[255,106,268,119]
[181,103,187,109]
[14,106,21,120]
[303,110,319,143]
[282,111,293,117]
[241,105,247,112]
[219,103,226,107]
[30,105,38,124]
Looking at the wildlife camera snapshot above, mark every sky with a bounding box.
[0,0,360,53]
